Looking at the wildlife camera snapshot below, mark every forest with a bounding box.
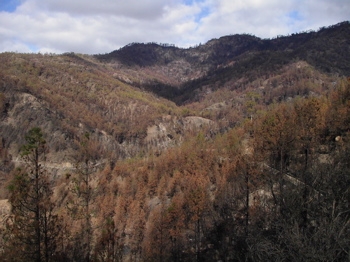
[0,22,349,261]
[0,79,349,261]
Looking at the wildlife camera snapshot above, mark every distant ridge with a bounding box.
[96,21,350,75]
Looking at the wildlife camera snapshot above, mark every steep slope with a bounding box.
[0,52,211,172]
[178,21,350,105]
[96,21,350,105]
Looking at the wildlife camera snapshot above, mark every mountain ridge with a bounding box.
[95,21,350,104]
[97,21,349,72]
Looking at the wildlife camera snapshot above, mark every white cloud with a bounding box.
[296,0,350,31]
[36,0,167,20]
[0,0,348,54]
[0,39,34,53]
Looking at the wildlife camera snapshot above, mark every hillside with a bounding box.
[0,21,349,261]
[97,21,350,104]
[1,22,348,172]
[0,52,192,161]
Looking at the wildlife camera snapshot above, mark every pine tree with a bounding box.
[3,127,61,262]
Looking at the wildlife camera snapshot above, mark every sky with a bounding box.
[0,0,349,54]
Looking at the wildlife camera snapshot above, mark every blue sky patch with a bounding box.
[288,10,303,21]
[286,10,304,27]
[195,6,210,23]
[0,0,21,13]
[27,43,39,53]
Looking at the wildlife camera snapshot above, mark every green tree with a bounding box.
[245,91,261,121]
[3,127,61,262]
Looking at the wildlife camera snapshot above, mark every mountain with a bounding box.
[0,21,349,261]
[97,21,350,103]
[0,21,348,179]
